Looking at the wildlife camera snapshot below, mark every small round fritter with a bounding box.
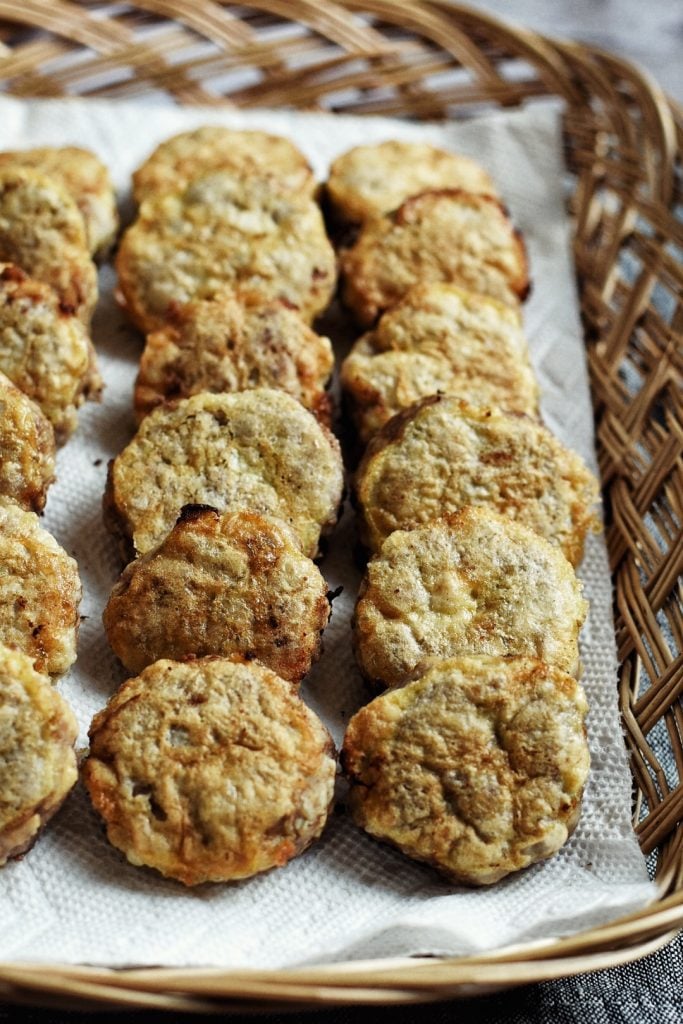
[0,500,82,677]
[132,126,315,206]
[0,371,55,513]
[326,141,496,228]
[341,283,539,443]
[103,506,330,682]
[356,398,600,565]
[83,656,337,885]
[354,507,587,689]
[0,168,97,324]
[0,146,118,258]
[0,263,102,443]
[340,190,529,327]
[134,294,334,425]
[105,389,344,560]
[116,172,336,333]
[341,655,590,886]
[0,644,78,867]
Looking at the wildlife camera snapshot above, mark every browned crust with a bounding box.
[132,296,334,427]
[340,655,589,885]
[325,142,498,230]
[353,507,587,689]
[115,175,337,334]
[0,260,101,443]
[0,169,98,325]
[0,783,73,864]
[0,502,82,677]
[0,645,79,864]
[104,391,344,561]
[340,189,529,328]
[395,192,530,303]
[353,398,600,563]
[102,507,331,683]
[0,372,56,513]
[0,146,119,259]
[82,656,337,885]
[131,127,315,206]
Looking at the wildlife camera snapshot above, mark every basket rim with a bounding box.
[0,0,681,1009]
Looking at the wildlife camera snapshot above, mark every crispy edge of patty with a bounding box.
[102,505,331,682]
[82,654,337,885]
[325,140,497,227]
[353,397,601,564]
[0,643,78,865]
[133,295,334,426]
[339,189,529,328]
[103,389,344,561]
[0,370,56,513]
[341,654,590,885]
[352,506,587,688]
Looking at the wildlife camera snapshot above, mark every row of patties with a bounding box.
[0,129,601,891]
[0,144,119,865]
[330,141,600,886]
[89,128,348,886]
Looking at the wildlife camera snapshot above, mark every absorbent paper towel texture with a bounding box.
[0,96,654,968]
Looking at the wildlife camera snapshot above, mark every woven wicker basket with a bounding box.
[0,0,681,1012]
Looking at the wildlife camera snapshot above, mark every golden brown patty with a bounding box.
[0,644,78,866]
[134,294,334,425]
[342,655,590,885]
[132,126,315,205]
[326,140,496,227]
[0,167,97,324]
[355,398,600,565]
[0,499,82,677]
[341,283,539,443]
[103,506,330,683]
[0,371,55,513]
[105,389,344,560]
[354,507,587,689]
[116,172,336,333]
[0,263,102,443]
[340,190,528,327]
[82,656,337,885]
[0,146,118,258]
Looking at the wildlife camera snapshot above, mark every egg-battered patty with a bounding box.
[0,146,118,258]
[326,140,496,227]
[0,371,55,513]
[356,398,600,565]
[340,189,528,327]
[134,294,333,425]
[0,644,78,866]
[354,507,586,688]
[341,655,590,885]
[0,263,102,443]
[132,126,315,205]
[0,168,97,324]
[104,389,344,560]
[0,500,82,677]
[82,656,337,885]
[341,283,538,443]
[116,172,336,333]
[103,506,330,683]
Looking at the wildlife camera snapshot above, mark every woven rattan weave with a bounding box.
[0,0,681,1010]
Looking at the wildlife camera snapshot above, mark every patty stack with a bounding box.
[327,139,600,886]
[92,127,344,886]
[0,146,114,865]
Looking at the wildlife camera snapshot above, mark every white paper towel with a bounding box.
[0,96,655,968]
